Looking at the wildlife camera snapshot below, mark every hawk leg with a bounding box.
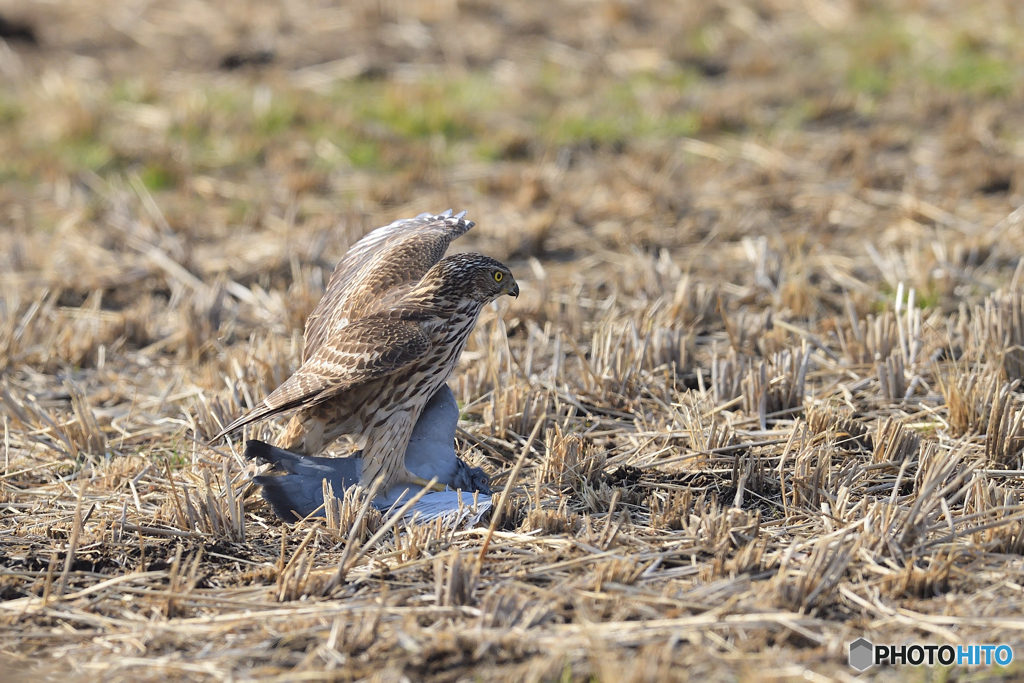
[275,402,360,455]
[358,407,421,489]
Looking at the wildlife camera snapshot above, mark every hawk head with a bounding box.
[424,252,519,303]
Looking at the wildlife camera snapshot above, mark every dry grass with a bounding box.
[3,0,1024,681]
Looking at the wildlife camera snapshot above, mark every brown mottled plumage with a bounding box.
[213,211,519,489]
[303,211,475,362]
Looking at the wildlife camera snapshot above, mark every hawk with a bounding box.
[213,210,519,493]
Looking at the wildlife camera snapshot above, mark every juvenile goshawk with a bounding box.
[213,211,518,492]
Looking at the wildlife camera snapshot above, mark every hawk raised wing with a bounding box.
[212,317,430,440]
[303,210,474,361]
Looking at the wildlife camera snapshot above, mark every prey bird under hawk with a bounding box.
[212,210,518,494]
[244,384,492,521]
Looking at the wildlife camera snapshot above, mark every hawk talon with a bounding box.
[410,475,448,492]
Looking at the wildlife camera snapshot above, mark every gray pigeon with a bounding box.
[245,385,491,521]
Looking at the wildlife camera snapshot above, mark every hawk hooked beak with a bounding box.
[508,281,520,298]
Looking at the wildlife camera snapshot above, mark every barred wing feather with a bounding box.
[303,210,473,361]
[213,317,430,441]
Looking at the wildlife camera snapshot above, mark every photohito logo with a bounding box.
[848,638,1013,671]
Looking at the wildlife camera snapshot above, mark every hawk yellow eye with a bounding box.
[493,271,503,282]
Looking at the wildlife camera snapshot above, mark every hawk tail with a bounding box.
[209,396,301,444]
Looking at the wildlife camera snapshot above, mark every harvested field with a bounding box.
[2,0,1024,680]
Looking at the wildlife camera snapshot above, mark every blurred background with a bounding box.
[0,0,1021,297]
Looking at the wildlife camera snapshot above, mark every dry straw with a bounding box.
[4,2,1024,676]
[8,202,1024,678]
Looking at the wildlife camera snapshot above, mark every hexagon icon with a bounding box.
[849,638,874,671]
